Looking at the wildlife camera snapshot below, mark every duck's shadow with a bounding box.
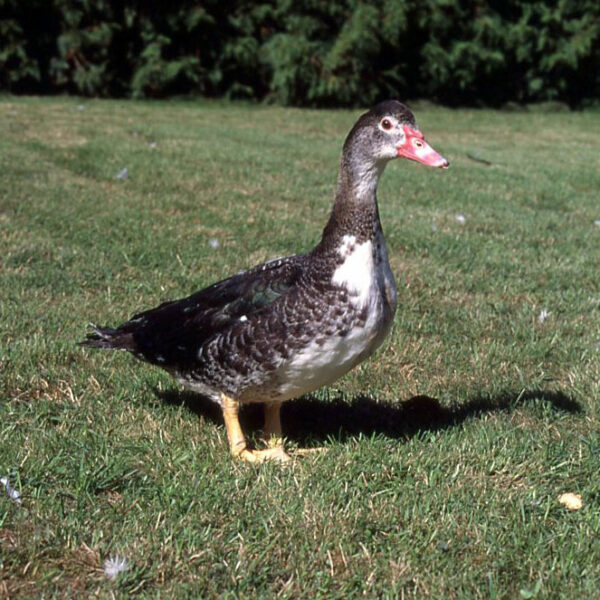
[154,387,581,445]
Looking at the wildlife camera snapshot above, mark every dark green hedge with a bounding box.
[1,0,599,106]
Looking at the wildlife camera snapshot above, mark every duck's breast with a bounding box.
[248,231,396,402]
[331,230,397,354]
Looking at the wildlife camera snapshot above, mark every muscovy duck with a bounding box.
[82,100,449,462]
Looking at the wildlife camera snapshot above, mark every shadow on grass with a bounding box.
[155,387,581,446]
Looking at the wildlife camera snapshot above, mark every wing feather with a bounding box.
[111,254,306,366]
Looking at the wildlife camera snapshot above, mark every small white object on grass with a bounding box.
[208,238,219,249]
[103,556,129,580]
[537,308,550,324]
[455,214,466,225]
[1,476,21,504]
[594,219,600,229]
[149,141,157,149]
[115,168,129,180]
[558,492,583,511]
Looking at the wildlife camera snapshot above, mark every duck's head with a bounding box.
[344,100,449,170]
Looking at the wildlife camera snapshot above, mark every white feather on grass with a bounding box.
[1,476,21,504]
[103,556,129,580]
[537,308,550,324]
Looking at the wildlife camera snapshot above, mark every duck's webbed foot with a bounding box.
[221,394,291,463]
[237,445,291,463]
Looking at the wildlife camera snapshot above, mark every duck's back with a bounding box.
[83,255,306,380]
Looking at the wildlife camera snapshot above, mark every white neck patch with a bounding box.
[332,237,374,307]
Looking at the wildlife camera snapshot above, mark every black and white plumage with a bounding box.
[82,100,449,462]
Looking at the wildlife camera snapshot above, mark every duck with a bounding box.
[81,100,449,463]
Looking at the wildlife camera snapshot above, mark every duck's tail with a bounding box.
[79,324,136,351]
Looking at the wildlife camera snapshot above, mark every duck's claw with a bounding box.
[237,445,292,463]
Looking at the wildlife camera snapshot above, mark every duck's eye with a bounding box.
[380,118,393,131]
[414,139,424,148]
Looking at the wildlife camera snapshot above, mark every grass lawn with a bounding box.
[1,96,599,599]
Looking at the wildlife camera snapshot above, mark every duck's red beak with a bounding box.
[397,126,449,168]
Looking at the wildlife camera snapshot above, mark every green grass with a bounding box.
[1,96,599,599]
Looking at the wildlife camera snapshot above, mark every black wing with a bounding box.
[82,255,307,367]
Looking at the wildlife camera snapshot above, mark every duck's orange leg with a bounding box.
[263,401,323,458]
[263,401,283,441]
[221,394,290,463]
[263,401,291,461]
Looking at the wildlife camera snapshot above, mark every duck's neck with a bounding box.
[316,152,387,254]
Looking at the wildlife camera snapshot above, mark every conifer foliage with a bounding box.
[1,0,598,106]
